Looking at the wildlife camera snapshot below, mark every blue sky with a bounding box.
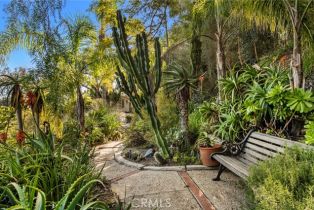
[0,0,97,70]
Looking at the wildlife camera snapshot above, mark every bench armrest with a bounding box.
[211,129,255,159]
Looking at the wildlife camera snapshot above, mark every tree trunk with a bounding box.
[216,32,226,101]
[291,25,303,88]
[237,37,243,65]
[177,87,190,149]
[253,41,258,62]
[164,6,169,48]
[191,33,202,76]
[16,105,23,131]
[76,86,85,132]
[33,110,40,135]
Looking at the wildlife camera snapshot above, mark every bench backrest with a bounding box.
[239,132,312,165]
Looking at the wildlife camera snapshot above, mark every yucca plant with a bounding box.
[219,70,245,101]
[164,61,198,148]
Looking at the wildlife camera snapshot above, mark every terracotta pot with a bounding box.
[199,144,222,167]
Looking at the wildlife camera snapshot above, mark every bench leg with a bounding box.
[212,164,226,181]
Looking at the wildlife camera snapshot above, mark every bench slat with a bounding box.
[214,155,249,179]
[250,132,310,149]
[236,156,256,166]
[239,152,260,164]
[245,142,277,157]
[247,138,285,153]
[242,148,269,161]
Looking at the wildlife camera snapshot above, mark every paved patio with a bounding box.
[94,141,248,210]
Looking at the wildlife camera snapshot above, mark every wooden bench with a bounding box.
[211,130,312,181]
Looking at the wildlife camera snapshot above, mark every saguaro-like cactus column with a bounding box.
[113,10,170,158]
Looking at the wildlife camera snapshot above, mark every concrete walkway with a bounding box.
[93,141,247,210]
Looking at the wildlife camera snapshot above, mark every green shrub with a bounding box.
[62,118,80,145]
[305,121,314,145]
[128,113,154,143]
[86,107,121,144]
[247,147,314,210]
[165,127,189,152]
[0,132,104,209]
[125,130,148,147]
[189,109,205,137]
[156,90,179,135]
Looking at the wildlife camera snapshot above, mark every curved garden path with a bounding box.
[93,141,248,210]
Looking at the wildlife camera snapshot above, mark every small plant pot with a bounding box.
[199,144,222,167]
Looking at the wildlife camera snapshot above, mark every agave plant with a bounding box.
[219,70,245,101]
[164,61,198,147]
[213,100,246,142]
[264,66,289,88]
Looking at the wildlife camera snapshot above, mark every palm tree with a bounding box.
[164,61,198,145]
[89,0,116,45]
[0,73,25,131]
[62,16,96,132]
[242,0,314,89]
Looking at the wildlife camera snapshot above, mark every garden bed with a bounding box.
[121,146,203,167]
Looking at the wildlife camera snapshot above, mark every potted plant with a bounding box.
[196,131,222,166]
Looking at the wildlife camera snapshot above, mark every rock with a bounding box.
[144,148,155,158]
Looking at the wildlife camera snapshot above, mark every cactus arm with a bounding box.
[115,66,143,118]
[154,38,162,94]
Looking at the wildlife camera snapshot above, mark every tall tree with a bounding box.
[0,0,63,65]
[124,0,183,47]
[164,61,198,148]
[243,0,314,89]
[193,0,235,100]
[62,16,96,132]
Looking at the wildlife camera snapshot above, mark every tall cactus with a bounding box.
[113,10,170,158]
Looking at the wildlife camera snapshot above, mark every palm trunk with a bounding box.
[291,25,303,89]
[31,108,40,135]
[177,87,190,149]
[16,104,23,131]
[76,86,85,132]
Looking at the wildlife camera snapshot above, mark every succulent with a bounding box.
[112,10,170,158]
[196,132,218,148]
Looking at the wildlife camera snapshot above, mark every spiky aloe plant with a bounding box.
[112,10,170,158]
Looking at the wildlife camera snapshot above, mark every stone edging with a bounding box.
[114,150,218,171]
